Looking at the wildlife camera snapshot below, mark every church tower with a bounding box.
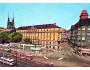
[80,10,88,19]
[7,15,15,29]
[7,15,16,32]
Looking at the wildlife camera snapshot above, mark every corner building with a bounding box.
[70,10,90,48]
[17,23,65,49]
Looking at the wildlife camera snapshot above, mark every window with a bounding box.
[45,29,47,31]
[88,28,90,30]
[78,37,81,40]
[82,26,85,30]
[78,33,81,35]
[82,37,85,40]
[81,42,84,46]
[82,33,85,35]
[78,28,81,30]
[88,26,90,30]
[87,40,90,42]
[78,40,81,42]
[77,42,80,45]
[87,33,90,35]
[39,29,41,32]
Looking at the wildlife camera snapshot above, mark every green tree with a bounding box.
[0,32,9,44]
[24,38,32,44]
[8,32,22,43]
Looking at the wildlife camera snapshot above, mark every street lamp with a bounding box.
[58,41,60,49]
[15,48,17,66]
[13,45,18,67]
[2,44,5,66]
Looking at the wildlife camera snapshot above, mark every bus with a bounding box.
[0,57,15,66]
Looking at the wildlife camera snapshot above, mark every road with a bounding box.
[29,42,90,67]
[0,50,54,67]
[52,42,90,67]
[0,43,90,67]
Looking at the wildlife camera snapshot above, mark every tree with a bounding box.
[0,32,9,44]
[8,32,22,43]
[24,38,32,44]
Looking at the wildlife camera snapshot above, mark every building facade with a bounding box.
[70,10,90,48]
[61,29,68,42]
[17,23,66,49]
[67,29,71,40]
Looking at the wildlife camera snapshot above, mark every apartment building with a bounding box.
[70,10,90,48]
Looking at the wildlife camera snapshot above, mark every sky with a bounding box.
[0,3,90,30]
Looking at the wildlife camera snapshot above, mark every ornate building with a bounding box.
[70,10,90,48]
[17,23,66,49]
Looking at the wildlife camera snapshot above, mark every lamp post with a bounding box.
[13,50,17,67]
[58,41,60,49]
[15,47,17,67]
[33,41,36,55]
[2,45,4,57]
[13,45,18,67]
[2,44,5,66]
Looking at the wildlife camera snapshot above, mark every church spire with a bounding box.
[8,13,10,22]
[7,14,10,29]
[8,15,10,22]
[12,17,14,23]
[12,13,14,23]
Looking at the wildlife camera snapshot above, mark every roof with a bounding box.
[17,23,60,30]
[71,18,90,30]
[3,29,13,32]
[71,10,90,30]
[0,27,4,29]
